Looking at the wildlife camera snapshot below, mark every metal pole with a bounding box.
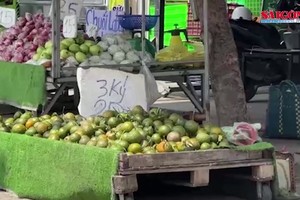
[154,0,160,51]
[124,0,130,14]
[203,0,210,120]
[141,0,146,60]
[51,0,61,78]
[159,0,165,50]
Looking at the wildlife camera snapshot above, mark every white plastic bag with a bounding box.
[222,122,262,146]
[139,61,161,106]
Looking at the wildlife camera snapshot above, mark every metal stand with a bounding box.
[42,83,68,115]
[42,0,210,117]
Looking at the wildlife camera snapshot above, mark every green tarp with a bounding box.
[0,62,46,111]
[0,132,119,200]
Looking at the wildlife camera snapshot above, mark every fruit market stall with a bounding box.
[0,1,279,199]
[0,0,207,115]
[0,108,275,200]
[42,0,207,115]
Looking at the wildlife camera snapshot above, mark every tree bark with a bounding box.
[194,0,249,126]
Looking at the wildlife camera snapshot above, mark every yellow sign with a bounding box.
[108,0,124,10]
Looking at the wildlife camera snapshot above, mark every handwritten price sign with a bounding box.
[0,7,16,28]
[85,8,124,37]
[77,68,147,117]
[63,15,77,38]
[49,0,83,19]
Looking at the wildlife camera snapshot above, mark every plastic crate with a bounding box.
[244,0,262,17]
[187,3,201,37]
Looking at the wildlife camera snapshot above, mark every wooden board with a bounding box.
[118,149,265,174]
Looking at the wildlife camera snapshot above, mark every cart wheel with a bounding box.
[260,184,272,200]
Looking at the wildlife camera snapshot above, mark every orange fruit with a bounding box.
[151,133,161,144]
[11,124,26,134]
[25,118,39,129]
[184,120,199,136]
[158,125,171,137]
[131,105,145,115]
[120,121,134,132]
[35,122,49,134]
[128,143,142,154]
[156,141,173,153]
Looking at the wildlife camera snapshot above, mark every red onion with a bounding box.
[0,12,51,63]
[16,47,23,53]
[3,39,11,46]
[26,21,34,27]
[26,34,34,41]
[14,40,24,47]
[12,53,24,63]
[24,56,29,62]
[29,44,38,51]
[8,34,15,40]
[41,30,48,37]
[33,37,44,46]
[22,38,29,43]
[35,22,43,29]
[28,52,35,58]
[16,17,26,27]
[8,28,18,36]
[25,13,33,21]
[38,27,44,32]
[30,29,38,35]
[17,32,27,40]
[3,51,12,61]
[21,26,31,33]
[23,42,31,49]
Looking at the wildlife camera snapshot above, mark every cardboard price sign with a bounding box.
[0,7,16,28]
[63,15,77,38]
[49,0,83,20]
[61,0,83,19]
[77,67,147,117]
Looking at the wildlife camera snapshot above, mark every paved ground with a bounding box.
[0,88,299,199]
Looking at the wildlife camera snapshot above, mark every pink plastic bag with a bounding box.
[231,122,259,146]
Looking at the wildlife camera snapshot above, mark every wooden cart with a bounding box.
[113,149,274,200]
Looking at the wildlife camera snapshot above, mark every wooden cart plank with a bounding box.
[190,169,210,187]
[118,159,272,175]
[113,175,138,194]
[119,150,263,170]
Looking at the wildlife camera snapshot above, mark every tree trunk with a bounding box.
[194,0,248,126]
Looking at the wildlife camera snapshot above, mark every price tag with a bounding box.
[0,7,16,28]
[49,0,83,20]
[77,68,148,117]
[85,9,124,37]
[61,0,83,19]
[86,24,98,38]
[63,15,77,38]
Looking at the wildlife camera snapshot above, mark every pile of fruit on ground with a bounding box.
[0,106,230,154]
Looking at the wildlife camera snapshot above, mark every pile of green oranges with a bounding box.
[0,106,230,154]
